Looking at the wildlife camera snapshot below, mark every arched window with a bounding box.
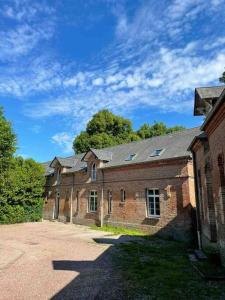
[91,163,97,181]
[120,189,126,202]
[108,190,112,214]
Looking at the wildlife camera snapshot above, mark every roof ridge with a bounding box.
[44,127,200,164]
[92,126,200,152]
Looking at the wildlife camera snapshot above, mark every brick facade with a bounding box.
[191,88,225,266]
[43,155,196,241]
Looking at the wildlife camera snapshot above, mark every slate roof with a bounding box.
[201,87,225,130]
[42,127,201,175]
[195,86,224,99]
[42,161,54,176]
[82,148,113,162]
[194,86,225,116]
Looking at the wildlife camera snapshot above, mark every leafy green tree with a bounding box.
[0,107,45,224]
[137,122,185,139]
[219,70,225,83]
[0,157,45,224]
[0,107,16,170]
[73,110,185,153]
[73,110,140,153]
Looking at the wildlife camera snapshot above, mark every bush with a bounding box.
[0,157,45,224]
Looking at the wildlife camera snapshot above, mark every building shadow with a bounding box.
[51,235,130,300]
[51,207,197,300]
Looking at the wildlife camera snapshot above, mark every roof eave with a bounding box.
[100,155,192,170]
[201,88,225,131]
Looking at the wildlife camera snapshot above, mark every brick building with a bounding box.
[189,86,225,265]
[43,127,200,241]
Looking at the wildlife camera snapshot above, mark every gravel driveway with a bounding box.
[0,221,126,300]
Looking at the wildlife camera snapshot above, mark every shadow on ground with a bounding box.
[51,235,135,300]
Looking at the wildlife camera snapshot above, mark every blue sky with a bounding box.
[1,0,225,162]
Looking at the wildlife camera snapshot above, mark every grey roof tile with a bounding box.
[42,127,201,175]
[195,86,224,99]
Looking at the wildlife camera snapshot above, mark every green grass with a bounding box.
[91,224,147,236]
[91,224,225,299]
[114,239,225,300]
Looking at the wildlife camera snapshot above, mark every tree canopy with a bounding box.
[219,70,225,83]
[0,108,16,170]
[73,109,185,154]
[0,107,45,224]
[137,122,185,139]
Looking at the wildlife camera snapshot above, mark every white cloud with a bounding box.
[92,77,104,86]
[52,132,74,154]
[1,0,225,139]
[0,0,55,62]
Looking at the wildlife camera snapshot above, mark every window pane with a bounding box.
[150,208,155,215]
[148,190,154,195]
[155,190,159,195]
[121,189,125,202]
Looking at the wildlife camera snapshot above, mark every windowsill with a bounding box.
[88,211,97,213]
[146,215,160,219]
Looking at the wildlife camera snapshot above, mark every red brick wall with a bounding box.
[206,102,225,265]
[193,101,225,265]
[43,154,196,241]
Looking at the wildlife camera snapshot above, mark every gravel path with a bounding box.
[0,221,127,300]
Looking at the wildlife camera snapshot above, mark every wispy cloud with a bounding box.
[1,0,225,155]
[52,132,74,153]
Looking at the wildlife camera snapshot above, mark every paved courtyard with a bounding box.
[0,221,125,300]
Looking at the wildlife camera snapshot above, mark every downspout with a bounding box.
[192,151,202,249]
[70,173,74,224]
[100,169,105,227]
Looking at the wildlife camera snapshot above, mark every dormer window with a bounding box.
[125,153,137,161]
[150,149,165,157]
[91,163,97,181]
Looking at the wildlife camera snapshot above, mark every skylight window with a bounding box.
[150,149,165,157]
[125,153,137,161]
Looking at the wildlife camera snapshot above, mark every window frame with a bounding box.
[76,190,79,212]
[108,190,112,214]
[120,189,126,202]
[150,148,165,157]
[146,189,160,218]
[125,153,137,161]
[91,162,97,181]
[88,190,98,212]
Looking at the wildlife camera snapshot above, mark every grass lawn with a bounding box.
[91,224,148,236]
[92,225,225,300]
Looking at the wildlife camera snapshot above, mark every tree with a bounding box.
[137,121,185,139]
[0,107,16,170]
[73,110,186,153]
[0,107,45,224]
[73,110,140,153]
[0,157,45,223]
[219,70,225,83]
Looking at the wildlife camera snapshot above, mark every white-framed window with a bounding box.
[89,190,98,212]
[91,163,97,181]
[120,189,126,202]
[108,190,112,214]
[146,189,160,217]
